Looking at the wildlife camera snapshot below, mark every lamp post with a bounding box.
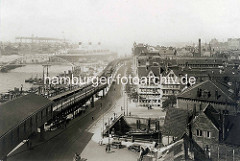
[123,91,126,116]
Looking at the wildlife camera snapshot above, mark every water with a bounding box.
[0,64,72,93]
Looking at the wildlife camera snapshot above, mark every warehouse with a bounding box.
[0,94,53,160]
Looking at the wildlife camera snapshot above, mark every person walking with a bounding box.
[73,153,81,161]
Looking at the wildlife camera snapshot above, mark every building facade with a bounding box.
[177,80,238,114]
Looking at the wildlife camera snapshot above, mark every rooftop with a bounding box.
[163,108,188,138]
[137,66,160,78]
[177,80,236,105]
[194,104,240,146]
[0,94,53,137]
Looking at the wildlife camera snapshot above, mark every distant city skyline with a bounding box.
[0,0,240,54]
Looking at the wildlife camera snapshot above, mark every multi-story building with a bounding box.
[176,80,238,114]
[190,104,240,160]
[161,69,181,100]
[137,65,162,107]
[132,43,148,75]
[228,38,240,50]
[176,58,226,68]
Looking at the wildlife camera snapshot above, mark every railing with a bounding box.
[53,84,107,112]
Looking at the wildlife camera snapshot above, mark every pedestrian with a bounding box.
[92,116,94,120]
[99,139,103,146]
[73,153,81,161]
[105,145,108,152]
[107,144,111,152]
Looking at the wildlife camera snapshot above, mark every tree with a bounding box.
[162,95,176,111]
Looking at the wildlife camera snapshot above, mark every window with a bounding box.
[197,129,203,136]
[206,131,211,138]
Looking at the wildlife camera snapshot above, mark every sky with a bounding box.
[0,0,240,54]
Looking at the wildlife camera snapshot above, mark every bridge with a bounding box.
[0,50,117,72]
[0,59,121,160]
[0,54,76,72]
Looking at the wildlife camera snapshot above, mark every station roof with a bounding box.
[0,94,53,137]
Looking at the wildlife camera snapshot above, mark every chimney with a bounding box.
[209,43,212,56]
[199,38,201,56]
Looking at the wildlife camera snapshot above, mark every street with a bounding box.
[8,63,126,161]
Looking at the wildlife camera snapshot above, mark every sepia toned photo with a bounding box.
[0,0,240,160]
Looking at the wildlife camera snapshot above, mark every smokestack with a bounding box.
[199,38,201,56]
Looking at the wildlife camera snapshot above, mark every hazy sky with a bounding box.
[0,0,240,54]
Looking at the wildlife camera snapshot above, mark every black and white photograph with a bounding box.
[0,0,240,160]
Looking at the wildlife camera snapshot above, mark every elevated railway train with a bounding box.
[47,59,121,125]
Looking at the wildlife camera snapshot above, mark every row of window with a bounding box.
[196,129,212,138]
[140,104,161,107]
[139,95,161,98]
[162,90,179,94]
[140,88,160,92]
[179,64,220,67]
[162,84,180,88]
[139,100,161,103]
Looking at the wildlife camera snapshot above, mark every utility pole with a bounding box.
[233,148,235,161]
[42,64,51,97]
[123,91,126,115]
[125,93,128,116]
[102,114,104,138]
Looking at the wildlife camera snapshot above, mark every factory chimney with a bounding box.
[198,38,201,56]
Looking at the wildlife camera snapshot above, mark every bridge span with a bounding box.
[0,59,121,160]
